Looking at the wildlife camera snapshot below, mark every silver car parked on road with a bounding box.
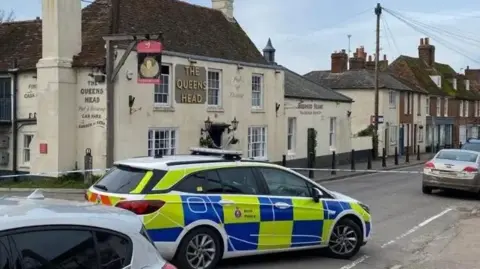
[422,149,480,194]
[0,189,177,269]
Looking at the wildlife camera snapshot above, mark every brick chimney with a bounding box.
[349,46,366,70]
[331,49,348,73]
[418,37,435,67]
[465,66,480,83]
[212,0,234,21]
[365,55,375,70]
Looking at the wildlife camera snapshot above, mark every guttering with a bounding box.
[8,61,19,174]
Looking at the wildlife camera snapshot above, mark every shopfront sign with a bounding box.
[175,65,207,104]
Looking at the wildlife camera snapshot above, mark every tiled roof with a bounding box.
[389,55,480,100]
[0,0,267,71]
[284,68,352,103]
[303,69,414,92]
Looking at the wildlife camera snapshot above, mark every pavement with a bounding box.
[1,163,480,269]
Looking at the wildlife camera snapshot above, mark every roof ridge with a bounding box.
[0,19,42,25]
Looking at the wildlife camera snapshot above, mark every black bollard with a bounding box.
[367,151,372,169]
[394,146,399,165]
[406,146,410,163]
[436,143,440,152]
[417,145,420,160]
[308,152,315,179]
[351,149,355,171]
[331,151,336,175]
[282,154,286,166]
[459,142,463,149]
[382,148,386,167]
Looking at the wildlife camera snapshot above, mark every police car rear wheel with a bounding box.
[175,227,222,269]
[327,218,362,259]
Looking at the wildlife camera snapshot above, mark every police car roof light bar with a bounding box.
[189,147,242,160]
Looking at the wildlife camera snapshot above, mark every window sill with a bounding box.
[251,108,265,113]
[207,107,224,113]
[248,157,268,161]
[153,106,175,112]
[389,106,396,109]
[287,151,295,156]
[18,165,30,170]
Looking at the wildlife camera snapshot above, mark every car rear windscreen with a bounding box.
[436,151,479,162]
[461,143,480,152]
[93,165,159,193]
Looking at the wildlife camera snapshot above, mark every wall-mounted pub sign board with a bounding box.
[137,40,164,84]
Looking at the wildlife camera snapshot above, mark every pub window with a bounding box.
[154,65,171,106]
[148,128,177,156]
[207,70,221,106]
[251,74,264,109]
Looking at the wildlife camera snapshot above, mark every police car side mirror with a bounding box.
[312,188,323,203]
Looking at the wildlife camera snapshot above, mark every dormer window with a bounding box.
[429,75,441,88]
[466,80,470,91]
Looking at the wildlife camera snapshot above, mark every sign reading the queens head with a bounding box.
[175,65,207,104]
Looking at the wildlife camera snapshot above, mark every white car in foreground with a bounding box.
[0,189,176,269]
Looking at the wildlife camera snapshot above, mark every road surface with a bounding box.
[1,164,479,269]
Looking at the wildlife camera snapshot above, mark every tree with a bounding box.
[0,9,14,23]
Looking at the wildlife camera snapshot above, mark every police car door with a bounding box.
[216,167,265,252]
[256,167,328,249]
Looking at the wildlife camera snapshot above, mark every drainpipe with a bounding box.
[8,59,18,174]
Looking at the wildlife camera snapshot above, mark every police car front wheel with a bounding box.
[327,218,363,259]
[174,227,223,269]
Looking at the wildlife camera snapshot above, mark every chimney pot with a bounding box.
[420,38,424,45]
[341,49,346,53]
[425,37,429,45]
[467,65,470,70]
[368,55,372,61]
[383,54,387,60]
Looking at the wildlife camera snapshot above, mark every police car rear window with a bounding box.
[94,165,159,194]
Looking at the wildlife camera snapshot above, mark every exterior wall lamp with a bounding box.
[201,116,213,135]
[227,117,239,133]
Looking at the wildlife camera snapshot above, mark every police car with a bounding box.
[86,148,372,269]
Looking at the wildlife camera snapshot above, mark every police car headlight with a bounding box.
[359,203,370,214]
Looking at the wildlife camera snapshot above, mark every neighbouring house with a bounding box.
[305,46,427,157]
[389,37,480,150]
[0,0,286,174]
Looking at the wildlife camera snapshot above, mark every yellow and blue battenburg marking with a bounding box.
[142,194,371,252]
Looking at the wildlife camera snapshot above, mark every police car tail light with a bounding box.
[424,162,435,169]
[115,200,165,215]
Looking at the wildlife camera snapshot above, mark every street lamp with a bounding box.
[228,117,239,133]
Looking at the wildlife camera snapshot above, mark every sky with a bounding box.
[3,0,480,75]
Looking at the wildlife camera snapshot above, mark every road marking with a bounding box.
[380,208,453,248]
[337,208,453,269]
[339,255,369,269]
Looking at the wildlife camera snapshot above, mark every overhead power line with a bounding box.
[383,7,480,66]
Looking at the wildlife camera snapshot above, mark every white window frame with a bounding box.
[154,64,172,106]
[436,97,441,117]
[329,117,336,148]
[251,74,264,109]
[460,100,464,117]
[207,69,222,107]
[248,126,267,160]
[22,134,34,165]
[147,128,178,157]
[443,97,448,117]
[403,92,408,115]
[466,101,469,117]
[388,91,396,108]
[389,125,398,145]
[409,93,413,114]
[426,97,430,116]
[287,117,296,155]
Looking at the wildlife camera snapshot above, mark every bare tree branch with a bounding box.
[0,9,15,23]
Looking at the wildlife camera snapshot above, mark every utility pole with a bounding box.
[373,3,382,158]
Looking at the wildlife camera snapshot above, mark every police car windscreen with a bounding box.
[94,165,157,193]
[461,143,480,152]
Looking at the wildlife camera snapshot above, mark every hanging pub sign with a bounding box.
[137,40,163,84]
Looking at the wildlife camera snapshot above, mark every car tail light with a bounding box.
[463,166,478,172]
[424,162,435,169]
[115,200,165,215]
[162,263,177,269]
[84,191,88,201]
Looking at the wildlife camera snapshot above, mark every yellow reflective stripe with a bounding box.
[143,194,185,229]
[350,202,371,222]
[130,171,154,194]
[258,221,293,250]
[222,195,260,224]
[322,219,334,245]
[292,199,324,221]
